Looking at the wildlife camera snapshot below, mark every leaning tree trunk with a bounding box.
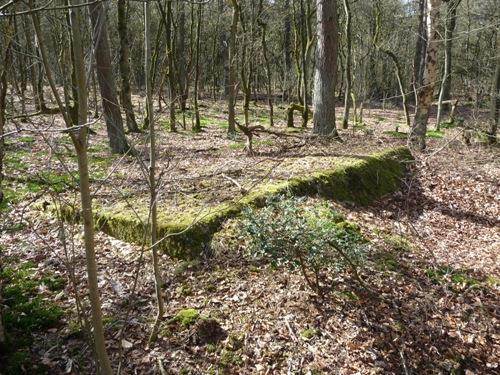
[409,0,441,150]
[341,0,352,129]
[89,0,130,154]
[117,0,140,133]
[488,32,500,145]
[312,0,339,136]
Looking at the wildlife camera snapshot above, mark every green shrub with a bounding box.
[240,196,367,295]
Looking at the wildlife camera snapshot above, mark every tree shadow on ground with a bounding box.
[336,247,499,374]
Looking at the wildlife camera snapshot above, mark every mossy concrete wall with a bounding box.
[41,146,413,259]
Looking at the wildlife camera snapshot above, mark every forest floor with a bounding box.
[0,99,499,374]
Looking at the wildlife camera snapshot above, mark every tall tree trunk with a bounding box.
[117,0,140,133]
[312,0,338,136]
[145,0,165,344]
[283,0,292,101]
[409,0,441,150]
[31,1,113,372]
[165,0,177,132]
[178,1,188,112]
[488,31,500,145]
[436,0,460,127]
[0,16,14,205]
[412,0,427,105]
[192,3,202,132]
[341,0,352,129]
[441,0,460,106]
[89,0,130,153]
[258,0,274,127]
[227,0,239,135]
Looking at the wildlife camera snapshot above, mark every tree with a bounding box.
[409,0,441,150]
[0,12,13,205]
[312,0,339,136]
[436,0,461,128]
[89,0,130,154]
[30,0,113,372]
[488,31,499,144]
[227,0,239,135]
[144,0,164,344]
[117,0,140,133]
[341,0,352,130]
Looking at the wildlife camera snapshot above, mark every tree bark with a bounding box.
[341,0,352,129]
[312,0,339,136]
[0,17,14,205]
[488,31,500,144]
[117,0,140,133]
[412,0,427,105]
[227,0,239,135]
[409,0,441,150]
[89,0,130,153]
[31,2,113,372]
[436,0,460,127]
[145,0,164,344]
[441,0,460,107]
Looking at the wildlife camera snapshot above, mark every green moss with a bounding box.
[228,142,245,150]
[39,147,413,260]
[0,258,63,374]
[426,130,444,139]
[169,309,201,328]
[383,131,408,138]
[301,328,318,339]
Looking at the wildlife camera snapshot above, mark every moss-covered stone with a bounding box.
[169,308,201,328]
[39,147,413,259]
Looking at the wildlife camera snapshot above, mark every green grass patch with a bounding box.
[426,130,444,139]
[383,131,408,138]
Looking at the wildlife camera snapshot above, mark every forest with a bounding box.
[0,0,498,373]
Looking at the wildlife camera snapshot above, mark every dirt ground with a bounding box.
[0,99,499,374]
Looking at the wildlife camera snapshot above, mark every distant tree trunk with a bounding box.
[165,0,177,132]
[373,2,410,131]
[258,0,274,127]
[441,0,460,106]
[312,0,339,136]
[436,0,460,127]
[178,2,188,112]
[409,0,441,150]
[488,32,500,145]
[412,0,427,105]
[89,0,130,153]
[341,0,352,129]
[283,0,292,101]
[192,3,202,132]
[117,0,140,133]
[0,17,13,205]
[227,0,239,135]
